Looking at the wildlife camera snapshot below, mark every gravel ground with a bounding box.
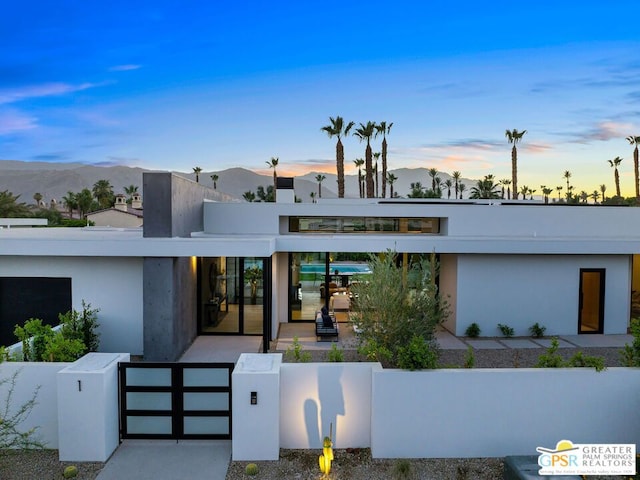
[0,345,629,480]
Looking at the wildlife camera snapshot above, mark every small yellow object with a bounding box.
[319,436,334,474]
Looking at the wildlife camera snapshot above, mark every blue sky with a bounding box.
[1,1,639,195]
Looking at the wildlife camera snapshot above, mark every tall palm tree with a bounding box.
[556,186,563,202]
[210,174,219,190]
[599,184,607,202]
[444,179,453,199]
[563,170,572,194]
[505,129,527,199]
[427,168,438,192]
[373,152,380,197]
[353,121,377,198]
[322,116,354,198]
[192,166,202,183]
[353,159,365,198]
[315,174,326,198]
[386,173,398,198]
[62,191,77,218]
[499,179,511,200]
[591,190,600,204]
[76,188,94,218]
[452,171,461,199]
[626,136,640,199]
[459,183,466,199]
[542,187,553,204]
[266,157,279,199]
[607,157,623,197]
[375,121,393,198]
[92,179,114,209]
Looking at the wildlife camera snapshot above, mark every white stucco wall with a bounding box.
[0,256,143,354]
[87,210,142,228]
[454,254,631,336]
[439,254,458,333]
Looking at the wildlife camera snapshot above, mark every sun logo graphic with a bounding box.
[537,439,636,476]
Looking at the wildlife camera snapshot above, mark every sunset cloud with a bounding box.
[567,121,633,144]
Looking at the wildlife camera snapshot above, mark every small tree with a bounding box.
[350,250,449,368]
[59,301,100,354]
[0,370,45,450]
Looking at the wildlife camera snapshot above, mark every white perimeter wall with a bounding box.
[0,256,143,354]
[279,363,373,449]
[453,254,630,336]
[371,368,640,458]
[0,362,71,448]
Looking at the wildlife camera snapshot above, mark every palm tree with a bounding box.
[579,191,588,203]
[444,179,453,199]
[210,174,219,190]
[266,157,279,199]
[542,187,553,204]
[192,166,202,183]
[310,191,316,203]
[408,182,425,198]
[499,179,511,200]
[386,173,398,198]
[322,116,354,198]
[505,129,526,199]
[242,191,256,202]
[469,176,501,199]
[591,190,600,204]
[607,157,623,197]
[62,191,78,218]
[124,185,138,204]
[353,159,365,198]
[563,170,572,195]
[519,185,529,200]
[434,176,443,198]
[427,168,438,192]
[76,188,94,218]
[459,183,466,199]
[452,171,461,199]
[556,186,563,202]
[315,174,326,198]
[373,152,380,197]
[33,192,43,206]
[529,188,537,200]
[375,122,393,198]
[353,122,377,198]
[0,190,31,217]
[599,184,607,202]
[92,179,114,209]
[626,135,640,199]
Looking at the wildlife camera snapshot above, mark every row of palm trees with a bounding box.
[61,181,139,218]
[322,117,393,198]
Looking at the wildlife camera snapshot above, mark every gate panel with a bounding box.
[119,362,233,440]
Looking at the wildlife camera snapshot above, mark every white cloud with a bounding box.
[108,64,142,72]
[0,109,37,134]
[0,82,106,105]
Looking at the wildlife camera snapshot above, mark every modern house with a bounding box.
[0,172,638,360]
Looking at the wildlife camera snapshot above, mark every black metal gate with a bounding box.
[118,362,233,440]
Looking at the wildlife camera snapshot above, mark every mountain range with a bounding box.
[0,159,478,205]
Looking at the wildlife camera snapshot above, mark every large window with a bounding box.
[288,217,440,234]
[0,277,72,346]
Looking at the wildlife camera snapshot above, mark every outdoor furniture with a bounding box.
[320,282,348,298]
[316,310,339,341]
[330,294,350,311]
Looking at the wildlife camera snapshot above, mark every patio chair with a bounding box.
[316,308,339,342]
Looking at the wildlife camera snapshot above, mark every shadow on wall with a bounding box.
[304,365,345,447]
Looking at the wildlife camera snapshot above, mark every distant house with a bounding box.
[87,193,143,228]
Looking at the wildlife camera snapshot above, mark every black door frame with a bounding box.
[578,268,605,334]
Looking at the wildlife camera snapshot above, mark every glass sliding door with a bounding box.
[289,252,326,321]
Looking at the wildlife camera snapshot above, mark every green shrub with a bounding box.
[43,334,85,362]
[621,317,640,366]
[463,345,475,368]
[497,323,514,337]
[465,323,480,337]
[59,301,100,354]
[396,335,438,371]
[529,322,546,338]
[393,458,412,479]
[14,319,54,362]
[284,336,311,363]
[536,338,606,372]
[245,463,259,476]
[327,344,344,362]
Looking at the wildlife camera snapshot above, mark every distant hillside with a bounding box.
[0,160,479,205]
